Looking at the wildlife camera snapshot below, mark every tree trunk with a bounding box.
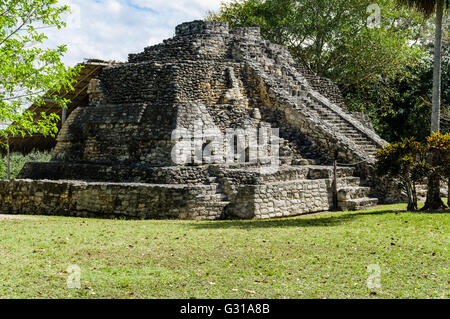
[431,0,444,133]
[423,173,445,210]
[425,0,445,211]
[447,178,449,208]
[406,181,415,211]
[412,181,418,211]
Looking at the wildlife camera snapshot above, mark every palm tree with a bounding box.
[399,1,448,210]
[398,0,448,133]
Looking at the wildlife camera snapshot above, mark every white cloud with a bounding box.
[43,0,224,66]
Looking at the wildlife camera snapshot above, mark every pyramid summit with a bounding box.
[0,20,395,219]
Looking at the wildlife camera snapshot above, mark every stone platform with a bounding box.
[0,164,377,220]
[0,20,388,220]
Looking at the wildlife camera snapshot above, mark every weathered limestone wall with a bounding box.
[0,180,225,220]
[52,104,179,165]
[129,21,231,63]
[227,179,333,219]
[0,177,342,220]
[18,162,212,184]
[52,20,384,171]
[174,62,247,106]
[100,62,177,105]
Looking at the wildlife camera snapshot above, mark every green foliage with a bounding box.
[207,0,449,141]
[376,137,425,179]
[376,137,426,210]
[0,150,51,179]
[425,131,450,179]
[208,0,427,89]
[422,132,450,209]
[397,0,449,17]
[0,0,80,147]
[347,44,449,142]
[376,132,450,210]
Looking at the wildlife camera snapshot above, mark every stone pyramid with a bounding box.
[0,21,391,219]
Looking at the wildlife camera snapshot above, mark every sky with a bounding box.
[45,0,224,66]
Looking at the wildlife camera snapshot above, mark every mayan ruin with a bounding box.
[0,20,393,220]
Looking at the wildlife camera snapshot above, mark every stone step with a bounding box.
[339,197,378,211]
[337,186,371,201]
[292,158,318,166]
[337,127,359,131]
[316,111,335,116]
[355,144,375,149]
[335,127,361,134]
[331,119,349,123]
[337,177,361,187]
[307,166,355,179]
[218,165,359,184]
[251,156,293,166]
[335,124,355,128]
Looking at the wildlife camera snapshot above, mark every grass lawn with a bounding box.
[0,203,448,299]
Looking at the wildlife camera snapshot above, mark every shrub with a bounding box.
[376,132,450,211]
[422,132,450,210]
[376,137,426,210]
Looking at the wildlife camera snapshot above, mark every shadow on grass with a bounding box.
[187,209,449,230]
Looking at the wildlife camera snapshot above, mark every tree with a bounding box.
[351,43,449,142]
[376,138,427,210]
[397,0,449,133]
[0,0,79,147]
[207,0,436,143]
[397,1,449,210]
[208,0,427,95]
[422,132,450,209]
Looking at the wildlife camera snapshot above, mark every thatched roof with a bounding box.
[3,59,119,155]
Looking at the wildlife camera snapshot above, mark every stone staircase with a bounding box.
[233,39,386,164]
[262,68,380,160]
[305,164,379,210]
[203,177,231,219]
[211,161,378,214]
[296,95,379,159]
[337,186,378,211]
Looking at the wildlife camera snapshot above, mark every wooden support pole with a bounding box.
[333,159,338,211]
[62,106,67,125]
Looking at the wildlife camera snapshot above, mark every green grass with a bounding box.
[0,150,51,179]
[0,203,448,299]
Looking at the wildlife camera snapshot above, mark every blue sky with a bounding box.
[45,0,224,66]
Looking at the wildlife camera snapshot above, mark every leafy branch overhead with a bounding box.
[0,0,80,143]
